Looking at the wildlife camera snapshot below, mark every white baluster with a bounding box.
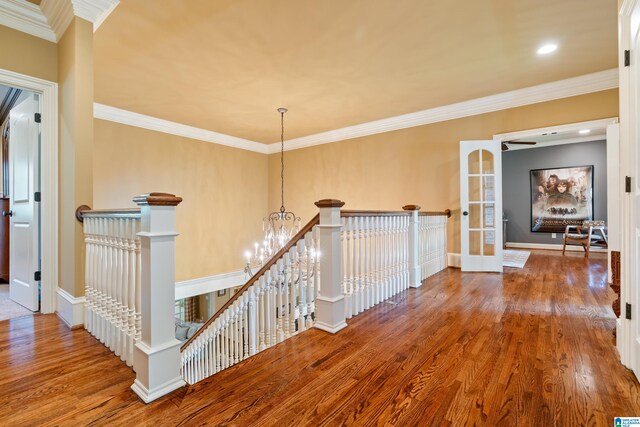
[276,259,285,343]
[297,240,305,332]
[345,217,352,318]
[304,233,313,329]
[258,275,266,351]
[289,249,296,335]
[249,285,257,356]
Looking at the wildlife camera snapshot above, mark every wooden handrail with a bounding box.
[180,213,320,352]
[419,209,451,218]
[76,205,142,222]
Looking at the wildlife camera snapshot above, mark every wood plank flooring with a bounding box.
[1,251,639,426]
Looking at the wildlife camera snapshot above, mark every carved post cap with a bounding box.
[314,199,345,208]
[133,192,183,206]
[402,205,421,211]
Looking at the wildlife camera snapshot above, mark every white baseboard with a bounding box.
[447,253,461,268]
[175,269,249,300]
[506,242,607,253]
[56,287,85,328]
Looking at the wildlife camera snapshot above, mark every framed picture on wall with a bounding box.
[530,165,594,233]
[217,289,226,297]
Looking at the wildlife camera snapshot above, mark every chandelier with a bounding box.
[244,108,301,276]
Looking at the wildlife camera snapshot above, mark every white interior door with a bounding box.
[629,0,640,378]
[8,94,40,312]
[460,140,503,272]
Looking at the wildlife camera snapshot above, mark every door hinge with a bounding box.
[34,113,41,123]
[625,50,631,67]
[626,303,632,320]
[34,271,41,282]
[34,191,41,202]
[626,176,632,193]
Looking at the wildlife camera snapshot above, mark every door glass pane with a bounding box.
[484,231,495,256]
[469,176,481,202]
[483,176,495,202]
[483,204,495,228]
[470,230,482,255]
[469,203,481,229]
[468,150,480,174]
[482,150,494,174]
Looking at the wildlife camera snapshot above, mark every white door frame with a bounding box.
[494,118,619,246]
[619,0,638,373]
[0,68,58,314]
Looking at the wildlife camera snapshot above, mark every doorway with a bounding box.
[0,68,57,315]
[494,117,618,266]
[0,84,40,319]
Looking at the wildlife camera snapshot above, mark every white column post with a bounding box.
[314,199,348,334]
[131,192,185,403]
[403,205,422,288]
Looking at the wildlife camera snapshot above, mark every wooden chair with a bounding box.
[562,220,608,257]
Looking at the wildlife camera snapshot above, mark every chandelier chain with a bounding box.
[280,109,285,213]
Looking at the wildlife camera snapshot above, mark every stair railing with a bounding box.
[78,192,185,404]
[180,201,450,386]
[180,214,320,384]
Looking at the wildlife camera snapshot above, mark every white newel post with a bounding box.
[403,205,421,288]
[314,199,348,334]
[131,192,186,403]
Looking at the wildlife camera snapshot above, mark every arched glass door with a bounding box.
[460,141,503,272]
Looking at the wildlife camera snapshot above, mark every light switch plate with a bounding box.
[552,233,557,238]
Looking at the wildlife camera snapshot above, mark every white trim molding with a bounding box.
[2,0,120,43]
[56,287,85,328]
[0,0,56,42]
[506,242,607,253]
[40,0,73,41]
[0,68,59,314]
[72,0,119,31]
[93,69,618,156]
[447,253,461,268]
[266,69,619,153]
[175,269,248,300]
[94,103,269,154]
[493,117,618,143]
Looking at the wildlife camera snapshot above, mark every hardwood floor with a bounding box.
[1,251,639,426]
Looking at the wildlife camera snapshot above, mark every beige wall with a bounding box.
[93,120,269,282]
[267,89,619,254]
[0,24,57,82]
[58,18,94,296]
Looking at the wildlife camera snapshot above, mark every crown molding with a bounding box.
[40,0,73,41]
[0,0,56,42]
[94,103,269,154]
[72,0,119,30]
[1,0,120,43]
[265,68,619,154]
[94,69,618,156]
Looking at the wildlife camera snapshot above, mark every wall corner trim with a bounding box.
[56,287,85,328]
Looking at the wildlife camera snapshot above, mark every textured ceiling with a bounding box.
[94,0,618,143]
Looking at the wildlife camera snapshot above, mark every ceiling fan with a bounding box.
[501,140,537,151]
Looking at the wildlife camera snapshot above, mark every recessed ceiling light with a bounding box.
[579,129,591,135]
[537,44,558,55]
